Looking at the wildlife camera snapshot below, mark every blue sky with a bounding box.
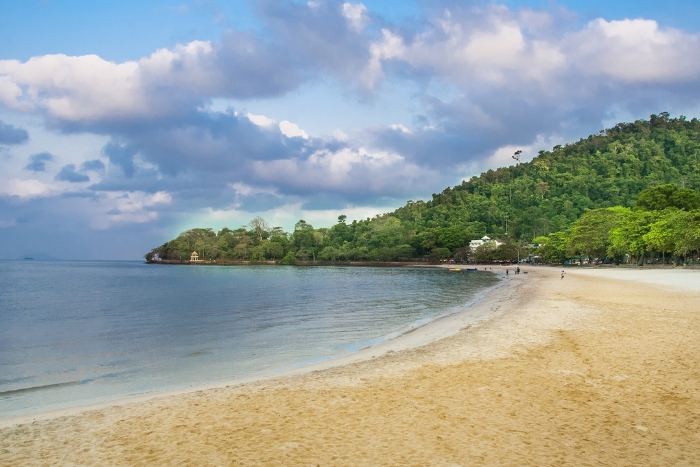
[1,0,700,259]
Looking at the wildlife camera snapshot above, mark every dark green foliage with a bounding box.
[146,115,700,264]
[429,247,452,261]
[280,251,297,265]
[635,184,700,211]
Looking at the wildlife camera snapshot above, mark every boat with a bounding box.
[447,268,461,271]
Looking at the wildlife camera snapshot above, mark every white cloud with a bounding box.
[0,34,297,124]
[0,75,33,111]
[279,120,309,139]
[91,191,172,229]
[363,29,405,89]
[0,178,51,198]
[364,9,700,91]
[149,191,172,204]
[371,11,566,87]
[332,128,349,142]
[0,54,144,122]
[247,112,277,128]
[252,146,434,195]
[308,147,402,173]
[342,3,370,32]
[390,123,410,133]
[568,18,700,82]
[225,182,284,210]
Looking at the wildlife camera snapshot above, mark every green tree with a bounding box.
[643,209,686,263]
[533,232,569,263]
[232,238,251,260]
[474,241,498,262]
[566,207,629,260]
[263,241,284,260]
[608,210,657,264]
[319,246,340,261]
[491,242,519,261]
[281,251,297,265]
[429,247,452,261]
[249,245,266,262]
[293,220,315,251]
[438,225,467,251]
[635,184,700,211]
[675,211,700,259]
[394,244,415,260]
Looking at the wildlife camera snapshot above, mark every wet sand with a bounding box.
[2,266,699,466]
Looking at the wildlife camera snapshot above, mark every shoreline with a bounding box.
[3,266,699,465]
[146,259,440,266]
[0,267,506,428]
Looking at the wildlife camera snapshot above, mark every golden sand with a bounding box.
[2,267,699,466]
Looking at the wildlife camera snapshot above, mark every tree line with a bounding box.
[145,114,700,265]
[534,184,700,265]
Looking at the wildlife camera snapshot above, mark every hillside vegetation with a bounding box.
[145,113,700,265]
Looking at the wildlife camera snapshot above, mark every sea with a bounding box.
[0,261,499,419]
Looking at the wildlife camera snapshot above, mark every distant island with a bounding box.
[16,252,60,261]
[145,114,700,267]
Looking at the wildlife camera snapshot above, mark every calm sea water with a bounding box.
[0,261,498,418]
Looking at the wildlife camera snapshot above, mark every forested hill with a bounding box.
[146,114,700,263]
[392,113,699,241]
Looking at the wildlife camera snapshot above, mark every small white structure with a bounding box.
[469,236,502,252]
[190,251,199,262]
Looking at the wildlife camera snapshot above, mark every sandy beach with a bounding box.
[2,266,699,466]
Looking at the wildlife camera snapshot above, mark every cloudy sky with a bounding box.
[1,0,700,259]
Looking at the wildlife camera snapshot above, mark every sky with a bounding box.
[1,1,700,260]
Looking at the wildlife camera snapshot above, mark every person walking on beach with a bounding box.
[561,270,566,280]
[506,269,509,275]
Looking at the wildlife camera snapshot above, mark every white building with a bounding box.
[469,236,502,252]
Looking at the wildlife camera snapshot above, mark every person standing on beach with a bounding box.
[561,270,566,280]
[506,269,509,275]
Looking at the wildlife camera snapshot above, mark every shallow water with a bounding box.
[0,261,498,418]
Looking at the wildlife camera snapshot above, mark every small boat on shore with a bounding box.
[447,268,461,271]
